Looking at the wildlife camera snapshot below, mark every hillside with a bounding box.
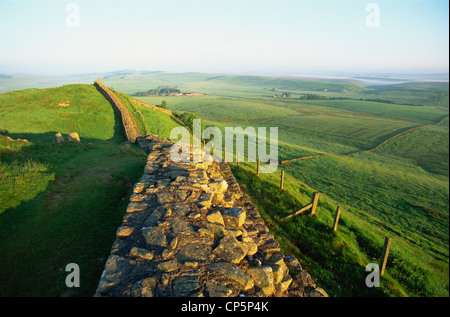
[0,84,183,296]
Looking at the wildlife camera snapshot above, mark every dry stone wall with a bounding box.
[95,135,327,297]
[94,81,141,143]
[129,99,173,116]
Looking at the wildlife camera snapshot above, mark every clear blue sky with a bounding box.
[0,0,448,75]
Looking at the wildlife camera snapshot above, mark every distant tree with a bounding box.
[159,100,168,109]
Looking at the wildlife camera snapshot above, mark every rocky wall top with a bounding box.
[94,134,327,297]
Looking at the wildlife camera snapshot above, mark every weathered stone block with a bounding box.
[213,233,247,264]
[156,191,174,203]
[176,243,212,263]
[95,255,133,295]
[132,182,146,194]
[258,239,280,254]
[116,226,134,238]
[132,277,158,297]
[207,262,254,291]
[284,255,302,274]
[54,132,64,144]
[197,192,214,209]
[157,259,179,273]
[275,274,292,295]
[129,247,153,261]
[266,255,289,284]
[295,270,316,288]
[143,206,165,227]
[220,207,246,229]
[142,226,167,248]
[126,202,148,213]
[206,209,225,226]
[210,180,228,193]
[248,265,275,296]
[67,132,80,143]
[171,218,194,235]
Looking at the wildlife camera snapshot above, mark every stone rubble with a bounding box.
[94,134,327,297]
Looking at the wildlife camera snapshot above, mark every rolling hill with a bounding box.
[0,84,183,296]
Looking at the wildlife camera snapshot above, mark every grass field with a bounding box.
[0,72,448,297]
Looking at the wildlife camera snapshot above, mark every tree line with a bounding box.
[133,86,181,97]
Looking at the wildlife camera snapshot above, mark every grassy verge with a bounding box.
[229,161,448,297]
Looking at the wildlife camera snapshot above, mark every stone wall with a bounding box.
[94,135,327,297]
[129,99,173,116]
[94,81,141,143]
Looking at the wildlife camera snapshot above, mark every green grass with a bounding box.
[0,84,175,296]
[0,139,147,296]
[266,114,417,155]
[298,99,448,124]
[284,154,449,244]
[0,136,149,296]
[362,82,449,108]
[0,84,122,142]
[376,123,449,176]
[230,161,448,297]
[113,91,183,139]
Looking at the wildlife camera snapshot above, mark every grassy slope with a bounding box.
[362,82,449,108]
[0,84,120,142]
[230,160,448,297]
[112,90,182,139]
[126,75,449,297]
[0,84,182,296]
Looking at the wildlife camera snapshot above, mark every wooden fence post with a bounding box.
[380,237,391,276]
[332,206,341,231]
[280,171,285,190]
[279,191,321,221]
[257,160,260,177]
[310,192,320,216]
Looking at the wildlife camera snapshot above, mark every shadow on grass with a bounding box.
[0,128,146,296]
